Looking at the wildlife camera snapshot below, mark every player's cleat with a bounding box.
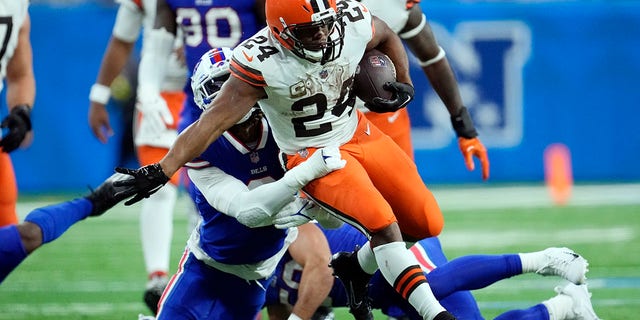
[536,247,589,284]
[554,283,601,320]
[311,306,336,320]
[143,273,169,315]
[329,250,373,320]
[86,173,135,216]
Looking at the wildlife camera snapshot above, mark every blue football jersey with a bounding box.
[190,117,288,265]
[167,0,265,132]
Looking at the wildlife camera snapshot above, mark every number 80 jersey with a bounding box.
[230,0,374,154]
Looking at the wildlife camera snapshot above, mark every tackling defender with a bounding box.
[129,48,344,319]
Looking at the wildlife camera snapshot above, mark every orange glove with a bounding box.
[458,137,490,180]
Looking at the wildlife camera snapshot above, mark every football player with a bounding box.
[127,48,345,319]
[87,0,190,311]
[0,0,35,227]
[0,173,135,284]
[265,223,601,320]
[116,0,459,319]
[330,1,491,317]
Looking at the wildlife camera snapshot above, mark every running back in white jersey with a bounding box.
[0,0,29,92]
[230,0,374,154]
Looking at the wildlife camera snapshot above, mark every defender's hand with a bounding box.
[136,94,173,137]
[0,105,32,153]
[113,163,170,205]
[273,197,314,229]
[301,145,347,179]
[458,137,490,180]
[366,82,414,113]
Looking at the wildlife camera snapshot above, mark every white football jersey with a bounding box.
[0,0,29,93]
[230,0,373,154]
[114,0,187,92]
[360,0,410,34]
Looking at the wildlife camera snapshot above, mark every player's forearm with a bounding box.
[138,28,175,96]
[422,58,465,116]
[292,264,334,318]
[6,19,35,108]
[95,38,134,87]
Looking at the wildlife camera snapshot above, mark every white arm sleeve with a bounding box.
[188,167,299,227]
[138,28,175,98]
[112,1,143,42]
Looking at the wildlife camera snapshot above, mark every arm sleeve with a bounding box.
[112,2,143,43]
[188,167,299,227]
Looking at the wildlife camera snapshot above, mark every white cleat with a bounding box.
[537,247,589,284]
[554,283,601,320]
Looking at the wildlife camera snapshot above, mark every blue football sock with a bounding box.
[428,254,522,299]
[0,225,28,283]
[23,198,93,244]
[494,303,550,320]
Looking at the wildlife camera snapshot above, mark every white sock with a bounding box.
[542,293,573,320]
[140,184,177,275]
[519,251,544,273]
[356,241,378,274]
[373,242,445,320]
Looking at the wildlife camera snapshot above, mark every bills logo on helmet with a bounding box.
[409,21,531,149]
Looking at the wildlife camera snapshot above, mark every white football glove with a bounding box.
[136,88,174,138]
[273,197,314,229]
[288,145,346,187]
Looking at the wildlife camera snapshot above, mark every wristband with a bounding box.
[450,106,478,138]
[418,46,445,67]
[89,83,111,104]
[399,13,426,39]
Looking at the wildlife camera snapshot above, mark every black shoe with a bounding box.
[85,173,134,216]
[143,274,169,315]
[329,249,373,320]
[311,306,335,320]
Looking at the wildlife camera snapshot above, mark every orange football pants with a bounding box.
[0,152,18,226]
[364,108,414,160]
[285,111,443,240]
[136,91,185,186]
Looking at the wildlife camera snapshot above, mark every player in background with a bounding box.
[0,173,135,284]
[115,0,459,319]
[123,47,345,319]
[361,0,490,172]
[265,223,601,320]
[87,0,189,312]
[134,0,266,142]
[0,0,35,227]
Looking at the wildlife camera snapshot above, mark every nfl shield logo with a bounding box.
[250,152,260,163]
[369,55,387,67]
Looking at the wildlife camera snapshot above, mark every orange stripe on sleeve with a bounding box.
[230,58,267,87]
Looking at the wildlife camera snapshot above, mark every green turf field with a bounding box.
[1,184,638,319]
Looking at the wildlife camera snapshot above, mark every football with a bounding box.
[353,49,397,105]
